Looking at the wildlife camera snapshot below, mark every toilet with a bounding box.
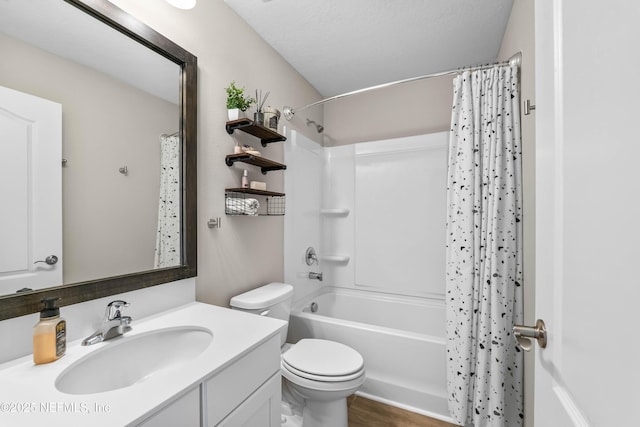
[230,283,365,427]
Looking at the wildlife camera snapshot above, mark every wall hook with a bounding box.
[119,166,128,175]
[524,99,536,115]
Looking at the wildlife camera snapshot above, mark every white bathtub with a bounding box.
[287,286,454,423]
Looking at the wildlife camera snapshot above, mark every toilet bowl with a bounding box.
[230,283,366,427]
[281,338,365,427]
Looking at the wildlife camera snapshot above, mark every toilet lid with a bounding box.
[282,339,364,380]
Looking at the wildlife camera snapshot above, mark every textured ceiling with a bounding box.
[225,0,514,97]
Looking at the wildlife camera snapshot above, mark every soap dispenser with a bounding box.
[33,297,66,365]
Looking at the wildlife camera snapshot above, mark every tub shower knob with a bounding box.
[513,319,547,351]
[34,255,58,265]
[305,247,318,265]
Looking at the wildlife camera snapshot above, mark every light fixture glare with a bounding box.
[165,0,196,9]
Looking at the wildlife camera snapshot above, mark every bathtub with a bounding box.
[287,286,454,423]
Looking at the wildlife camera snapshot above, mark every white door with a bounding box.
[0,85,62,294]
[534,1,640,426]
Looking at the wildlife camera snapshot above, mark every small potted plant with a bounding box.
[225,81,255,121]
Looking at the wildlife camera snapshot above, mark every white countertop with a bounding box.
[0,302,286,426]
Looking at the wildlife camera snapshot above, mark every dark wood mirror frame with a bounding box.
[0,0,197,321]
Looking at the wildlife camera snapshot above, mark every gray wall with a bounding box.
[107,0,324,307]
[0,32,178,284]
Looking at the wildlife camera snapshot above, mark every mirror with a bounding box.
[0,0,197,320]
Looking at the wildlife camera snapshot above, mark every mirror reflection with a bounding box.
[0,0,182,296]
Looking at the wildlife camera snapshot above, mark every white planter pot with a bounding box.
[227,108,245,121]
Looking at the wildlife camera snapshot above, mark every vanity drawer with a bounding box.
[205,335,280,426]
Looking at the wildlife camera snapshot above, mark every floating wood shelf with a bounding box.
[226,118,286,147]
[225,153,287,174]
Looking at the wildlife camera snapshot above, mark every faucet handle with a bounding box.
[106,300,129,320]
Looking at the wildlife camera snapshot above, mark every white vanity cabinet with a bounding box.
[137,335,282,427]
[0,303,286,427]
[138,387,201,427]
[205,335,281,426]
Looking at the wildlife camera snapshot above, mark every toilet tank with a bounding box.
[230,283,294,345]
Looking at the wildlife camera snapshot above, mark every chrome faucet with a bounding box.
[308,272,323,281]
[82,300,132,346]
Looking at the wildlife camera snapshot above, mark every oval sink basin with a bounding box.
[56,326,213,395]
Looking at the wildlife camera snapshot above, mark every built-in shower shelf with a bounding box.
[226,118,286,147]
[319,255,350,263]
[320,208,350,217]
[225,153,287,174]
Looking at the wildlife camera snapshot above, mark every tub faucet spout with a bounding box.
[309,272,323,281]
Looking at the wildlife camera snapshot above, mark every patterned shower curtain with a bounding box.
[445,65,523,427]
[154,134,181,268]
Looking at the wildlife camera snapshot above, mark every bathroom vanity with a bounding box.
[0,303,286,427]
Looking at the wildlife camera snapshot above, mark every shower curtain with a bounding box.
[154,134,181,268]
[445,65,523,427]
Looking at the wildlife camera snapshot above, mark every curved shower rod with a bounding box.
[283,52,522,120]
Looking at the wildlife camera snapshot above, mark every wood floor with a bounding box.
[347,395,459,427]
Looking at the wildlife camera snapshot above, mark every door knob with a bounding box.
[34,255,58,265]
[513,319,547,351]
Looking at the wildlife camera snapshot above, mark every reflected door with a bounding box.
[0,85,62,293]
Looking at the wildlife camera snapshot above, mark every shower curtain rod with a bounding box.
[283,52,522,120]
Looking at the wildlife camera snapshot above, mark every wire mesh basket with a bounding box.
[225,190,285,216]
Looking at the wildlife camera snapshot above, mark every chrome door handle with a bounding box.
[513,319,547,351]
[34,255,58,265]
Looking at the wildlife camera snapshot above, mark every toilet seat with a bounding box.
[282,339,364,382]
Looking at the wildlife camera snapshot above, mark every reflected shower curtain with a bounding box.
[445,65,523,427]
[154,134,180,268]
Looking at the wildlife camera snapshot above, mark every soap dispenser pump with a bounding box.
[33,297,66,365]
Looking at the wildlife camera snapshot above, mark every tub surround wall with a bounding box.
[283,130,324,302]
[353,134,447,298]
[0,279,195,364]
[286,132,448,301]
